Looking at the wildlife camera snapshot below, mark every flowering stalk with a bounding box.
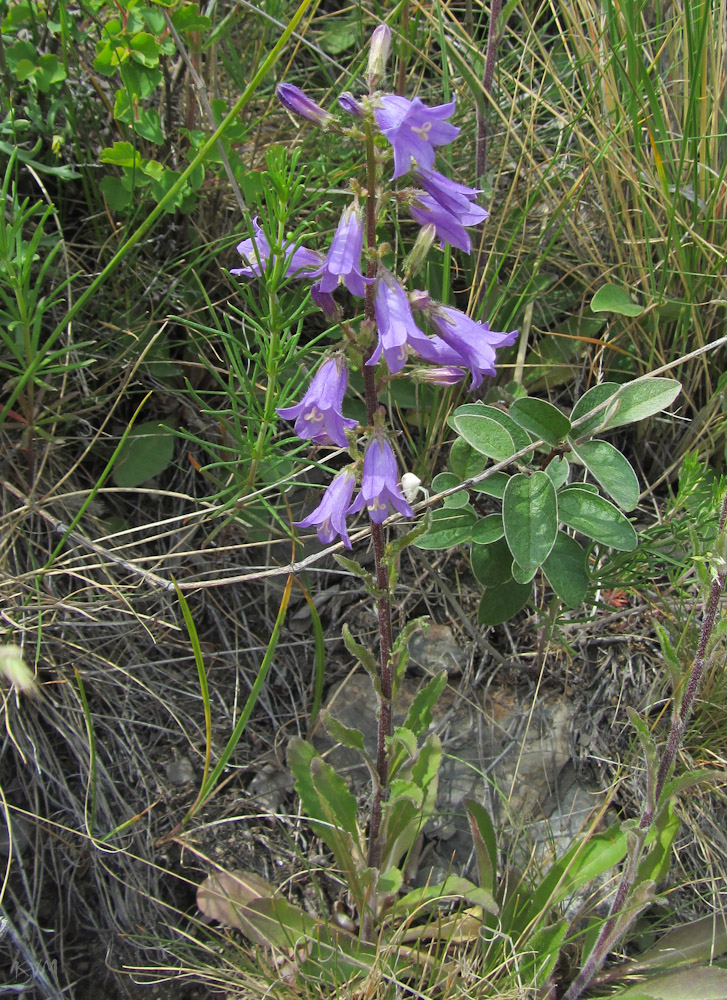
[361,114,393,879]
[230,28,515,940]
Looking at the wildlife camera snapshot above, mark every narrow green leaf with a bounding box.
[478,580,532,625]
[310,755,363,856]
[321,711,368,756]
[403,671,448,740]
[558,486,638,550]
[509,397,571,446]
[543,532,589,607]
[503,472,558,573]
[465,800,497,894]
[452,412,516,462]
[397,875,498,917]
[342,625,380,696]
[571,440,640,510]
[614,966,727,998]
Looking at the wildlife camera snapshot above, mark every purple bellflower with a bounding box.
[276,355,358,447]
[295,468,356,548]
[409,192,486,253]
[307,203,370,298]
[368,271,472,374]
[277,83,333,126]
[367,270,439,373]
[375,95,460,179]
[426,303,518,387]
[348,436,414,524]
[415,166,488,218]
[348,435,414,524]
[230,217,321,278]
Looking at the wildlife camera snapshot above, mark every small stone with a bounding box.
[166,757,196,785]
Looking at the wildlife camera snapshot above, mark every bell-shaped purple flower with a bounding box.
[409,193,487,253]
[348,437,414,524]
[276,355,358,447]
[367,270,437,373]
[230,217,321,278]
[307,203,370,298]
[426,304,518,387]
[374,95,460,179]
[277,83,333,126]
[295,469,356,548]
[414,166,487,217]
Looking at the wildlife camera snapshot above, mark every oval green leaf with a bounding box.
[478,580,532,625]
[471,537,513,587]
[509,397,571,446]
[452,413,515,462]
[590,283,644,316]
[449,436,488,479]
[543,531,589,607]
[503,472,558,574]
[471,471,509,498]
[544,456,570,489]
[113,420,175,488]
[570,382,620,437]
[571,439,640,510]
[607,378,682,430]
[415,506,476,550]
[453,403,530,451]
[471,514,505,545]
[558,486,638,550]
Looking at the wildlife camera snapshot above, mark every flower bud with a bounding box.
[338,92,364,117]
[367,25,391,90]
[403,223,436,276]
[0,644,38,696]
[276,83,333,126]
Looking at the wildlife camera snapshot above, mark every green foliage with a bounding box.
[416,376,681,624]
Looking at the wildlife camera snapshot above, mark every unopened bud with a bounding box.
[338,92,364,117]
[367,25,391,90]
[414,366,467,386]
[404,224,436,276]
[0,645,38,696]
[277,83,333,127]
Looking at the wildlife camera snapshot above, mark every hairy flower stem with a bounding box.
[361,121,393,878]
[561,488,727,1000]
